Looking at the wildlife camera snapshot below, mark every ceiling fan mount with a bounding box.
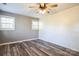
[39,3,47,10]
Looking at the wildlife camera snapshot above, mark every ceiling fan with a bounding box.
[28,3,58,14]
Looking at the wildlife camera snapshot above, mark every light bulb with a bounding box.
[39,10,46,14]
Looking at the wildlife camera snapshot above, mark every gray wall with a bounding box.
[0,11,39,44]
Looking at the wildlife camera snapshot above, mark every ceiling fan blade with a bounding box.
[28,5,39,9]
[50,4,58,7]
[26,3,38,8]
[46,4,58,10]
[2,3,7,5]
[46,4,58,7]
[28,6,37,8]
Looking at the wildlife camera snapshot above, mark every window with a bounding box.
[32,20,39,30]
[0,15,15,30]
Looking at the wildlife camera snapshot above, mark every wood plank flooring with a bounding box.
[0,39,79,56]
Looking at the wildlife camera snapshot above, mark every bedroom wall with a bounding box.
[39,6,79,52]
[0,11,39,44]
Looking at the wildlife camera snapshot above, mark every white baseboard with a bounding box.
[0,38,38,46]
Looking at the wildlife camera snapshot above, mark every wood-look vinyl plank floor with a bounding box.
[0,39,79,56]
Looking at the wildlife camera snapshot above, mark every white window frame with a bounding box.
[0,15,15,30]
[32,20,39,30]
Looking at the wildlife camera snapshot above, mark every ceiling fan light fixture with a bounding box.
[39,9,46,14]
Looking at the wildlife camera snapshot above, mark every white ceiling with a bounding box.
[0,3,79,18]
